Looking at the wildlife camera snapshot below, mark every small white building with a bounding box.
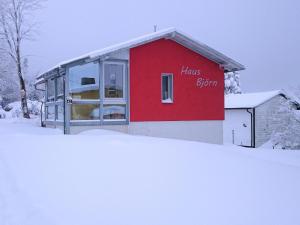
[224,90,300,148]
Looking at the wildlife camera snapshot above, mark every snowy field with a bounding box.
[0,119,300,225]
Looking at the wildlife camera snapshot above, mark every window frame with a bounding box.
[102,61,127,122]
[68,61,100,101]
[103,61,126,102]
[65,60,128,125]
[161,73,174,104]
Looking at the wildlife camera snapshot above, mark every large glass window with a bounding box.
[65,61,127,123]
[69,62,99,99]
[104,64,124,99]
[71,104,100,120]
[103,105,126,120]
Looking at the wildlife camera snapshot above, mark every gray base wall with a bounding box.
[67,120,223,144]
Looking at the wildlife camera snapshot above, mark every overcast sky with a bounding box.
[24,0,300,92]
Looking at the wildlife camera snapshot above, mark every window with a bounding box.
[47,78,55,102]
[57,105,64,121]
[69,62,99,99]
[161,74,173,103]
[71,104,100,120]
[57,76,64,101]
[104,63,124,99]
[46,105,55,120]
[103,104,126,120]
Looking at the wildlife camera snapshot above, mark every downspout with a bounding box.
[253,108,256,148]
[246,108,254,148]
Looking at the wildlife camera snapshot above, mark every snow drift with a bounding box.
[0,119,300,225]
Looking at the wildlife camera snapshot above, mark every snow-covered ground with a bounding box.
[0,119,300,225]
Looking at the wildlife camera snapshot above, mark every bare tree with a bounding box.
[0,0,43,118]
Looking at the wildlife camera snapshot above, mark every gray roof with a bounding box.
[36,28,245,81]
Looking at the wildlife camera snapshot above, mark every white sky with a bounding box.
[24,0,300,92]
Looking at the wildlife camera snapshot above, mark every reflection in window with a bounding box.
[161,74,173,103]
[57,105,64,121]
[71,104,100,120]
[57,76,64,100]
[104,64,124,98]
[69,62,99,99]
[46,105,55,120]
[47,78,55,101]
[103,105,126,120]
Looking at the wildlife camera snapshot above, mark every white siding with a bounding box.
[255,95,287,147]
[224,109,252,146]
[108,49,129,60]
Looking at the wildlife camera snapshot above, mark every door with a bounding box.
[224,109,252,146]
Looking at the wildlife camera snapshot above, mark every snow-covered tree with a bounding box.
[0,0,43,118]
[271,100,300,149]
[224,72,242,95]
[0,42,19,107]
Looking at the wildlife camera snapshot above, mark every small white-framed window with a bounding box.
[161,73,173,103]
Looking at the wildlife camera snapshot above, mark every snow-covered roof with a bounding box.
[36,28,245,80]
[225,90,287,109]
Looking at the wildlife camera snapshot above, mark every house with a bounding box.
[35,28,245,144]
[224,90,300,147]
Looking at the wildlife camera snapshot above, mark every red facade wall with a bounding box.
[129,39,224,122]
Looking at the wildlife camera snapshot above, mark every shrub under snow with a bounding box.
[2,100,42,119]
[0,106,6,119]
[271,100,300,150]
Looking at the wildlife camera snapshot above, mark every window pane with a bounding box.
[162,74,173,102]
[69,62,99,99]
[103,105,126,120]
[104,64,124,98]
[71,104,100,120]
[47,78,55,101]
[162,76,169,100]
[57,76,64,100]
[46,105,55,120]
[57,105,64,121]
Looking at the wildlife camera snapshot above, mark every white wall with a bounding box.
[224,109,252,146]
[69,120,223,144]
[129,121,223,144]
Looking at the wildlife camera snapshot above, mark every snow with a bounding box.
[37,28,244,80]
[1,119,300,225]
[162,98,173,103]
[225,90,284,108]
[36,28,176,79]
[1,100,41,119]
